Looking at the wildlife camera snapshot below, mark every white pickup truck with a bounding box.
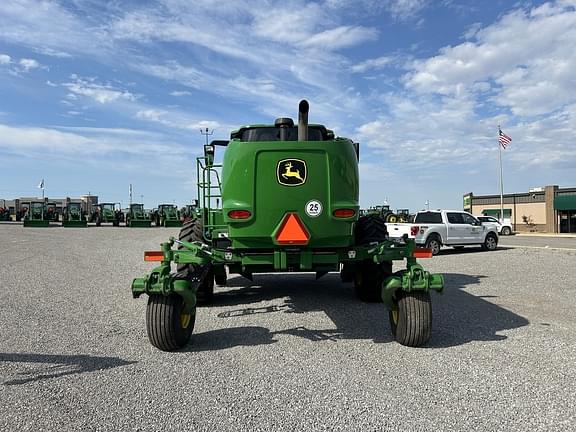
[386,210,499,255]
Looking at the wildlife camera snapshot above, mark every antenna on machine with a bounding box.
[200,127,214,145]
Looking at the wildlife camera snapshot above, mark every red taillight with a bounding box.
[333,208,356,218]
[228,210,251,219]
[410,225,419,236]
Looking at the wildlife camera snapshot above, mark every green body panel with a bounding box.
[221,139,358,249]
[23,219,50,227]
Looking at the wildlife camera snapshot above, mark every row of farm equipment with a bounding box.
[0,201,198,228]
[359,205,413,223]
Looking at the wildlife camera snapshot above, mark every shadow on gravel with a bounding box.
[0,353,136,385]
[429,273,529,348]
[184,272,529,351]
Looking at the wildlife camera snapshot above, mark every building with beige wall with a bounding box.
[463,185,576,233]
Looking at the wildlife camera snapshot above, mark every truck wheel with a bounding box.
[354,215,392,302]
[482,233,498,251]
[389,290,432,347]
[146,293,194,351]
[501,226,512,236]
[177,219,214,304]
[425,235,441,256]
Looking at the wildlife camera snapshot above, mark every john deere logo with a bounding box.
[277,159,307,186]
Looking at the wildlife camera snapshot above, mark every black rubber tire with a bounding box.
[146,293,194,351]
[214,266,227,286]
[353,215,392,302]
[389,290,432,347]
[340,263,354,283]
[501,226,512,236]
[482,233,498,251]
[425,235,442,256]
[177,219,214,304]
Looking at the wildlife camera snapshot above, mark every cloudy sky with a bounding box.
[1,0,575,210]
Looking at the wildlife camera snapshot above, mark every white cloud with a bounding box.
[301,26,378,50]
[0,53,11,64]
[135,109,220,131]
[351,56,393,73]
[63,77,137,104]
[387,0,428,20]
[19,58,40,71]
[404,2,576,116]
[170,90,191,97]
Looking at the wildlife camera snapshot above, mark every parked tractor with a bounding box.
[91,203,123,226]
[131,100,444,351]
[62,202,87,227]
[45,202,60,222]
[0,200,11,221]
[180,202,199,223]
[23,201,49,227]
[152,204,182,228]
[126,203,151,227]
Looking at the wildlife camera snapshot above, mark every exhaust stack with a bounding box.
[298,99,309,141]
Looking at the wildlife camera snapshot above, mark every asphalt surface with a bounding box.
[1,225,575,431]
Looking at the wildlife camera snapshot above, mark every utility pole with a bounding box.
[498,125,504,222]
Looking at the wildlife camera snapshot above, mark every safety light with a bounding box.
[228,210,251,219]
[276,213,309,245]
[333,208,356,218]
[144,251,164,261]
[412,248,433,258]
[410,226,420,236]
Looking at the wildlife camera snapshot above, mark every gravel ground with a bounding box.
[1,225,575,431]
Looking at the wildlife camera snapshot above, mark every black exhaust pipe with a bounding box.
[298,99,309,141]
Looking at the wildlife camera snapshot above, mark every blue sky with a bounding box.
[1,0,575,211]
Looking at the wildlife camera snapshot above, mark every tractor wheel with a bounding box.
[425,235,442,256]
[386,213,398,223]
[353,215,392,302]
[501,226,512,236]
[389,290,432,347]
[481,233,498,251]
[177,219,214,304]
[146,293,194,351]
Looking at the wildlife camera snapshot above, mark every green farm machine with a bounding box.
[152,204,182,228]
[0,200,11,221]
[126,203,151,227]
[23,201,49,227]
[62,202,87,227]
[91,203,123,226]
[132,100,444,351]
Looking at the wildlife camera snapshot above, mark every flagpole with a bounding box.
[498,126,504,222]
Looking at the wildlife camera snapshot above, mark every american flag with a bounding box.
[499,128,512,149]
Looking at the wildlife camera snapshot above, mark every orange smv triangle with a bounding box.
[276,213,309,245]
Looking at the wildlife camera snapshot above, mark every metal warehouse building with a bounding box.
[464,185,576,234]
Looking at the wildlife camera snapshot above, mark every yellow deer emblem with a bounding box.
[281,162,304,183]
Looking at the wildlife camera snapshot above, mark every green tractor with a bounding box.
[126,203,152,227]
[62,202,87,227]
[23,201,49,227]
[180,201,199,223]
[91,203,123,227]
[131,100,444,351]
[45,202,60,222]
[153,204,182,228]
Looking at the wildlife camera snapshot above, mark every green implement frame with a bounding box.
[23,201,49,227]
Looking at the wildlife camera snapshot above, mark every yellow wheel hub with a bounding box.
[180,313,191,329]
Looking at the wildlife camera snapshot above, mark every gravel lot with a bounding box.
[1,225,575,431]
